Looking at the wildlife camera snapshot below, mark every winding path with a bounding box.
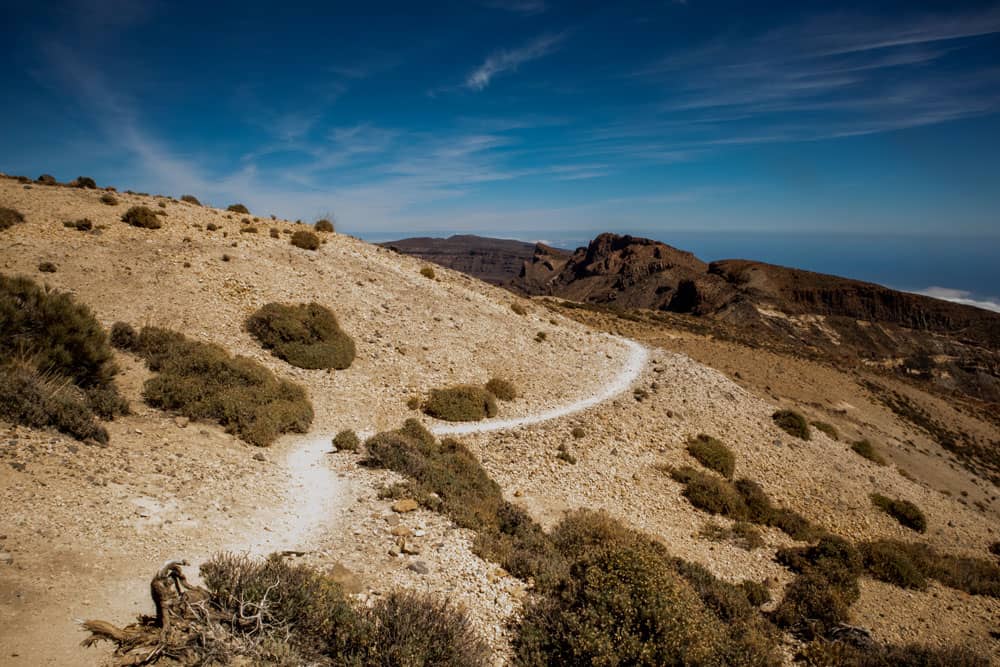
[249,335,649,555]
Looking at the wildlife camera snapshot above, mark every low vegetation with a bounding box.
[686,434,736,479]
[121,206,162,229]
[73,176,97,189]
[314,218,334,233]
[100,193,118,205]
[227,203,249,214]
[797,641,989,667]
[246,302,355,370]
[206,222,219,231]
[699,519,765,551]
[851,438,886,465]
[114,325,313,446]
[773,409,810,440]
[419,266,436,279]
[290,230,319,250]
[810,421,838,440]
[571,426,586,439]
[773,535,862,638]
[485,377,517,401]
[332,429,359,452]
[870,493,927,532]
[180,194,201,205]
[0,274,127,443]
[858,539,1000,597]
[511,302,527,316]
[422,385,498,421]
[0,207,25,230]
[37,174,57,185]
[63,218,92,231]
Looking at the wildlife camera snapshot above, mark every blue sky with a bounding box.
[3,1,1000,302]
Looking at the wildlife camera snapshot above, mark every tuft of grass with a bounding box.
[180,194,201,205]
[0,207,25,231]
[129,326,313,447]
[246,302,355,370]
[314,218,334,233]
[423,385,498,421]
[99,193,118,205]
[555,443,577,464]
[773,409,810,440]
[0,362,110,444]
[870,493,927,532]
[851,439,886,465]
[227,203,250,214]
[419,266,436,279]
[290,230,319,250]
[811,421,838,440]
[686,434,736,479]
[485,377,517,401]
[332,429,360,452]
[121,206,162,229]
[511,302,527,316]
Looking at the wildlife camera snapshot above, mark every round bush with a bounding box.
[485,377,517,401]
[247,302,356,370]
[870,493,927,532]
[686,434,736,479]
[227,203,250,214]
[290,230,320,250]
[773,409,810,440]
[420,266,436,279]
[121,206,162,229]
[332,429,360,452]
[0,207,25,231]
[180,194,201,205]
[100,193,118,205]
[37,174,57,185]
[314,218,334,233]
[73,176,97,189]
[423,385,498,422]
[110,321,137,350]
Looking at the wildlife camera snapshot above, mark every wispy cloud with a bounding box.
[466,33,565,90]
[912,287,1000,313]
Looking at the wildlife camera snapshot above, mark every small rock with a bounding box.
[390,525,413,537]
[384,514,401,527]
[174,416,189,428]
[392,499,418,513]
[401,540,421,555]
[252,453,267,462]
[0,552,12,565]
[408,561,429,575]
[513,489,523,498]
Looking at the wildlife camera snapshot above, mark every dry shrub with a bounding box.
[73,176,97,188]
[0,207,25,230]
[773,409,810,440]
[687,433,736,479]
[700,520,765,551]
[859,539,999,597]
[671,465,749,518]
[206,222,219,231]
[100,193,118,205]
[811,421,839,440]
[227,203,250,214]
[571,426,586,439]
[858,540,927,590]
[0,362,110,444]
[423,385,497,421]
[240,226,257,234]
[419,266,436,279]
[332,429,359,452]
[131,326,313,446]
[246,302,355,370]
[37,261,57,273]
[37,174,57,185]
[485,377,517,401]
[511,302,527,316]
[64,218,93,231]
[180,194,201,205]
[870,493,927,532]
[773,536,862,638]
[269,227,280,238]
[121,206,162,229]
[314,218,334,233]
[797,639,990,666]
[290,230,319,250]
[851,439,886,465]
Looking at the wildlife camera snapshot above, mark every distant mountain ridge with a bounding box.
[380,235,541,285]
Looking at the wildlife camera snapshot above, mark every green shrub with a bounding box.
[511,302,527,316]
[0,207,25,230]
[851,439,886,465]
[777,535,862,585]
[37,262,56,273]
[63,218,92,231]
[121,206,162,229]
[858,540,928,590]
[687,434,736,479]
[870,493,927,532]
[73,176,97,189]
[314,218,334,233]
[422,385,497,421]
[99,193,117,205]
[227,203,250,214]
[130,326,313,446]
[291,230,320,250]
[332,429,359,452]
[246,302,355,370]
[420,266,436,279]
[485,377,517,401]
[180,194,201,205]
[773,409,810,440]
[670,466,749,519]
[811,421,838,440]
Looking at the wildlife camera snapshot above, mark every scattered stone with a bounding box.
[173,416,189,428]
[252,452,267,462]
[391,498,418,513]
[390,525,413,537]
[407,561,429,575]
[384,514,400,527]
[328,562,362,594]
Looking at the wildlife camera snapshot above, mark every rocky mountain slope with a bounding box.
[380,234,540,285]
[2,177,998,665]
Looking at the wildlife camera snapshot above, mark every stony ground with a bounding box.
[1,178,997,665]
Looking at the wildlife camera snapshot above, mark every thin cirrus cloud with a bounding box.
[466,33,566,90]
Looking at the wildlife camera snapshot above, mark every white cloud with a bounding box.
[912,287,1000,313]
[466,33,565,90]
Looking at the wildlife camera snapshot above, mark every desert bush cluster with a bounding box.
[314,218,334,233]
[0,206,25,230]
[0,274,128,443]
[810,421,838,440]
[121,206,162,229]
[247,302,356,370]
[858,539,1000,597]
[851,439,886,465]
[290,229,320,250]
[422,384,498,421]
[227,203,249,214]
[870,493,927,532]
[112,323,313,446]
[180,194,201,205]
[420,266,436,279]
[686,433,736,479]
[773,409,810,439]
